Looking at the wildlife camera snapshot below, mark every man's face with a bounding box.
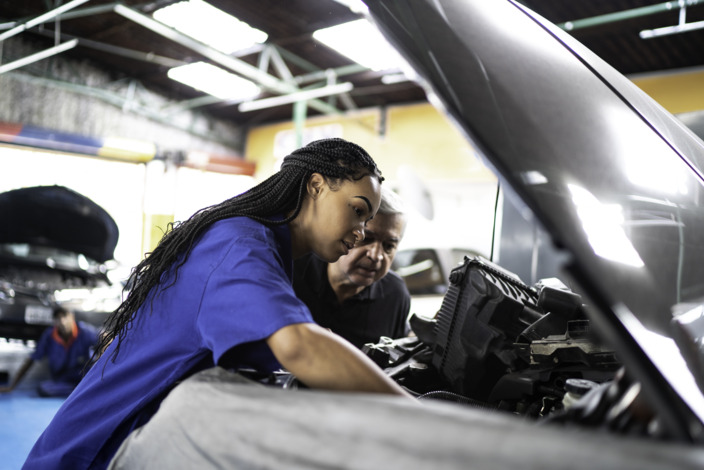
[55,313,75,337]
[328,212,405,289]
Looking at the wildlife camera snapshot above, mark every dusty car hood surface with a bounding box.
[365,0,704,441]
[109,367,704,470]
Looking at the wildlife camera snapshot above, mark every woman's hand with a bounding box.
[266,322,412,398]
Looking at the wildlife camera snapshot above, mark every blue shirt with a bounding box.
[32,320,99,383]
[24,217,313,470]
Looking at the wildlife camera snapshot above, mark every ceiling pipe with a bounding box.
[0,39,78,74]
[557,0,702,32]
[0,0,90,41]
[294,64,369,85]
[33,29,187,68]
[0,4,123,33]
[268,46,295,83]
[238,82,354,112]
[272,44,320,74]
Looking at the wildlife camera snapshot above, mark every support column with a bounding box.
[293,100,308,148]
[141,159,176,257]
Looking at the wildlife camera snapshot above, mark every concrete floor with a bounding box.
[0,340,64,469]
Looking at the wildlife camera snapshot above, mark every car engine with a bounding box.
[361,256,666,438]
[238,255,671,439]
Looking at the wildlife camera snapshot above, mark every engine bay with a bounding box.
[361,256,665,439]
[238,255,672,440]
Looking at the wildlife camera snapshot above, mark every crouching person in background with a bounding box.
[0,307,99,397]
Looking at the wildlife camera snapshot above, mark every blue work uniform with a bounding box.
[32,320,99,397]
[23,217,314,470]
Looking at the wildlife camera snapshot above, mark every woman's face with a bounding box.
[305,173,382,263]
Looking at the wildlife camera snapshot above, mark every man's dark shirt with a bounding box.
[293,254,411,349]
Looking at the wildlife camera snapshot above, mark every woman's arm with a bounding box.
[266,322,412,397]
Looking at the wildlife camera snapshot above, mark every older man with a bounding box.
[293,187,410,348]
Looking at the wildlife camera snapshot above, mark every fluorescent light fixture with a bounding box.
[153,0,267,54]
[239,82,353,112]
[313,19,407,71]
[168,62,261,100]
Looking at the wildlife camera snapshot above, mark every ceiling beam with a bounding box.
[33,29,187,68]
[0,39,78,74]
[558,0,703,32]
[0,0,90,41]
[0,2,351,117]
[113,4,345,116]
[239,82,354,112]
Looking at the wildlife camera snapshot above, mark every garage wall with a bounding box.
[631,68,704,115]
[245,102,499,257]
[632,67,704,141]
[0,36,245,156]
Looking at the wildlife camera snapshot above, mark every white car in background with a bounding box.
[392,247,485,318]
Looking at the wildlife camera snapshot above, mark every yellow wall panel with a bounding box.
[632,69,704,114]
[245,102,496,184]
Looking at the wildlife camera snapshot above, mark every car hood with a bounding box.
[0,185,118,263]
[365,0,704,440]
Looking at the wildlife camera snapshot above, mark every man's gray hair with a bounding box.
[378,187,406,216]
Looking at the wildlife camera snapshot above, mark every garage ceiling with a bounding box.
[1,0,703,129]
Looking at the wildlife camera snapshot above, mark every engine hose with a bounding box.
[418,390,496,410]
[387,342,431,367]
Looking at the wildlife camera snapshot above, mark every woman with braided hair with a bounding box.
[24,138,409,470]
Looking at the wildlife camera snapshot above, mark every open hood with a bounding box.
[365,0,704,441]
[0,185,119,263]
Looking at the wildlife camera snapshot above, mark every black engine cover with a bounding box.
[432,257,541,399]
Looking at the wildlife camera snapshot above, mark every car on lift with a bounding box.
[106,1,704,468]
[0,185,120,342]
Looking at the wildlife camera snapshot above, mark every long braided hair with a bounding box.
[96,138,383,362]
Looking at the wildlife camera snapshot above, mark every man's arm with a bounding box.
[0,357,34,393]
[267,322,412,397]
